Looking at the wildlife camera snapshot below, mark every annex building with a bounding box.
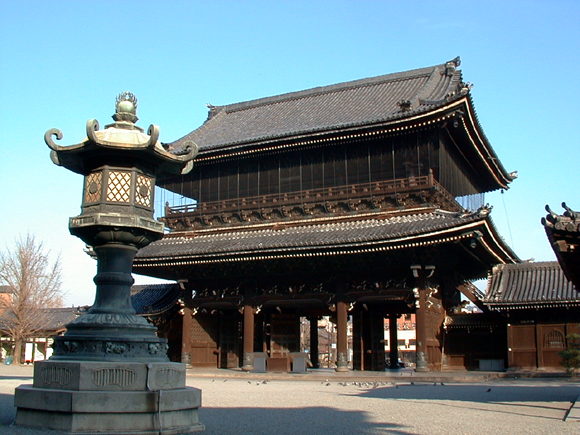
[133,57,519,371]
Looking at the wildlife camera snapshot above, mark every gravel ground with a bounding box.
[0,365,579,434]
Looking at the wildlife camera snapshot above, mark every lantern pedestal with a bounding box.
[15,361,203,434]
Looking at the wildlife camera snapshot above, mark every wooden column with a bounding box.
[309,316,319,368]
[412,265,434,372]
[352,308,363,370]
[241,304,255,371]
[415,289,428,371]
[388,314,399,369]
[335,299,349,372]
[181,307,193,366]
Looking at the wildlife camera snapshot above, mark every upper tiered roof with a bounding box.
[168,57,513,189]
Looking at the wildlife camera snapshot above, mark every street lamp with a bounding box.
[14,93,204,433]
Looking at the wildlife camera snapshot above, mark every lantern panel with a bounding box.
[106,170,132,203]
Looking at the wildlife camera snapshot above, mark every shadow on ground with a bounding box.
[199,406,410,435]
[351,383,579,421]
[353,383,579,403]
[0,401,410,435]
[0,392,16,427]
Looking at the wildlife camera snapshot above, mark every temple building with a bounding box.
[133,57,518,371]
[441,261,580,372]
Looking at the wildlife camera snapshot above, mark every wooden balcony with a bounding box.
[163,173,462,230]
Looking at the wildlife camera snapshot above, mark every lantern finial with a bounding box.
[113,91,138,124]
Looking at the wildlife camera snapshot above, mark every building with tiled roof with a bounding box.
[0,307,81,363]
[483,262,580,310]
[472,261,580,371]
[131,284,181,316]
[134,58,518,372]
[542,203,580,290]
[440,261,580,372]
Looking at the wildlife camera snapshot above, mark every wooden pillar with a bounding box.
[388,314,399,369]
[241,303,255,371]
[415,289,428,371]
[336,299,349,372]
[352,308,363,370]
[181,307,193,366]
[411,265,434,372]
[309,316,319,368]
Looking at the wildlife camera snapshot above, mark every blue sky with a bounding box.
[1,1,578,306]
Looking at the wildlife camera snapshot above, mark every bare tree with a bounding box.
[0,235,64,364]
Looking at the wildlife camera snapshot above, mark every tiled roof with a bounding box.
[542,203,580,289]
[135,209,513,264]
[443,313,503,329]
[170,58,465,153]
[483,261,580,310]
[0,307,80,334]
[131,284,180,315]
[43,307,80,331]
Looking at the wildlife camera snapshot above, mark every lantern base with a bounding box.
[14,360,203,434]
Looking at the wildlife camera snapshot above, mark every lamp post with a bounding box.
[14,93,204,433]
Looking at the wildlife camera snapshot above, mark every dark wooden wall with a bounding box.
[508,322,580,370]
[163,133,443,202]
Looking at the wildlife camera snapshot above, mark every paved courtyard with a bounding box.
[0,365,579,434]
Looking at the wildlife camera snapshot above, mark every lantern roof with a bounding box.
[45,92,198,176]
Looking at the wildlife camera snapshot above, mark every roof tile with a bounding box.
[483,261,579,309]
[136,210,482,261]
[171,59,464,152]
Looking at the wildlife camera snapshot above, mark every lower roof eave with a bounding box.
[135,216,516,269]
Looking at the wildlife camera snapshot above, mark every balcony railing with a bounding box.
[164,172,459,222]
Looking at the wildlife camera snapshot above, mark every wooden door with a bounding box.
[188,314,219,367]
[508,324,537,369]
[219,312,241,368]
[351,307,384,371]
[269,314,299,357]
[538,324,566,368]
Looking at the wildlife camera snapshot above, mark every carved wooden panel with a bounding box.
[425,292,445,371]
[538,324,565,368]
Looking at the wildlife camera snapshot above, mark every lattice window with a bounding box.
[106,171,132,203]
[544,330,565,349]
[135,174,152,208]
[84,172,102,203]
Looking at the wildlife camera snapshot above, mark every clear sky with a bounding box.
[1,1,578,306]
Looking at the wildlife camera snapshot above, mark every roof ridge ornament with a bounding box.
[444,56,461,76]
[397,99,412,112]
